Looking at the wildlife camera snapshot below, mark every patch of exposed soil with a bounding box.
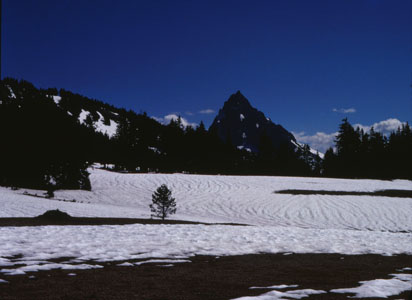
[276,189,412,198]
[0,253,411,300]
[0,217,245,227]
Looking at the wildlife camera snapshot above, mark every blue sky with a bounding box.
[2,0,411,151]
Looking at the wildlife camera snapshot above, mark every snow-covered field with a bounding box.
[1,223,411,274]
[1,168,412,298]
[1,167,412,232]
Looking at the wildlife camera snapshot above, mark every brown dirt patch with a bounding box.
[276,189,412,198]
[0,217,245,227]
[0,253,411,300]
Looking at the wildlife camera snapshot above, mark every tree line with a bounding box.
[323,118,412,179]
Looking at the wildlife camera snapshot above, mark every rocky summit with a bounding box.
[209,91,296,152]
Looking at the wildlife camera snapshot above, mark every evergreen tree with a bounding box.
[387,123,412,179]
[334,118,361,177]
[322,147,338,177]
[150,184,176,220]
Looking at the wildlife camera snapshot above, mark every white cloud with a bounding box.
[199,109,215,114]
[185,111,194,116]
[293,131,338,153]
[353,118,405,135]
[294,118,406,154]
[333,108,356,114]
[152,114,197,128]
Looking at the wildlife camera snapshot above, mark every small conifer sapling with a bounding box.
[150,184,176,220]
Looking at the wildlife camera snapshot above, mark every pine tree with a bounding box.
[322,147,338,177]
[150,184,176,220]
[335,118,361,177]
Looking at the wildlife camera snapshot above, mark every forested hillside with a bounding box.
[0,78,316,190]
[0,78,410,191]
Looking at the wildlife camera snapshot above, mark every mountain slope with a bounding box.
[209,91,297,152]
[1,78,321,185]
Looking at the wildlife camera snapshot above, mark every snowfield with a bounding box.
[0,224,411,275]
[0,168,411,299]
[1,168,411,232]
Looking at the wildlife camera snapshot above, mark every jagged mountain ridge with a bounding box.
[209,91,297,152]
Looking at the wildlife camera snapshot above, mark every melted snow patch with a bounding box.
[0,263,103,276]
[233,287,325,300]
[117,262,134,267]
[134,259,191,266]
[291,140,324,159]
[331,274,412,298]
[94,111,118,138]
[148,146,161,154]
[0,279,8,283]
[78,109,90,124]
[240,114,245,121]
[242,132,247,139]
[7,86,16,99]
[237,146,252,152]
[52,95,62,105]
[256,123,259,128]
[250,284,298,289]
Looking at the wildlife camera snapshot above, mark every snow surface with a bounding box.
[133,259,191,266]
[52,95,61,105]
[1,168,412,232]
[250,285,298,289]
[78,109,90,124]
[0,170,410,295]
[237,146,252,152]
[0,262,103,276]
[94,111,118,138]
[331,274,412,298]
[291,140,324,159]
[240,114,245,121]
[235,272,412,299]
[77,110,117,138]
[0,169,411,277]
[0,224,410,276]
[148,146,161,154]
[7,86,16,99]
[233,287,326,300]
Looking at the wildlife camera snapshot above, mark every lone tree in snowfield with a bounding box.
[150,184,176,220]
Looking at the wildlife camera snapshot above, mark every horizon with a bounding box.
[2,0,411,152]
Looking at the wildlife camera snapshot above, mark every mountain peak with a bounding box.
[210,92,296,152]
[224,90,251,109]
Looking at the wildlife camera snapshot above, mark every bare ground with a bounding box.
[0,217,246,227]
[275,189,412,198]
[0,253,411,300]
